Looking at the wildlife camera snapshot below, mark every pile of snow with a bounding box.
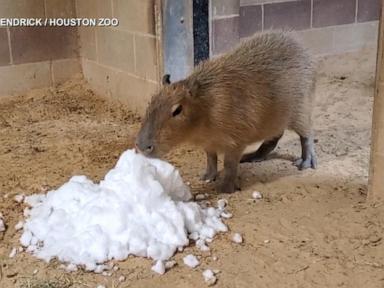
[183,254,200,268]
[151,260,166,274]
[202,269,217,286]
[232,233,243,244]
[20,150,227,272]
[9,247,17,258]
[252,191,263,200]
[0,212,5,232]
[14,194,24,203]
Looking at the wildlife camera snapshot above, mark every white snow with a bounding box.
[165,260,177,269]
[183,254,199,268]
[23,208,30,217]
[220,211,232,219]
[196,239,210,251]
[217,199,227,210]
[94,264,108,274]
[14,194,24,203]
[195,194,206,200]
[0,212,5,232]
[65,263,78,272]
[20,150,227,272]
[252,191,263,199]
[202,269,217,286]
[232,233,243,244]
[15,221,24,231]
[9,247,17,258]
[151,260,165,274]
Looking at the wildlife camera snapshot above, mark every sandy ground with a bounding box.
[0,47,383,288]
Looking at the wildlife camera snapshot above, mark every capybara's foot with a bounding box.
[240,152,267,163]
[294,151,317,170]
[216,180,240,194]
[200,171,217,182]
[294,135,317,170]
[240,134,283,163]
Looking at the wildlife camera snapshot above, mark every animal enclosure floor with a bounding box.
[1,47,383,288]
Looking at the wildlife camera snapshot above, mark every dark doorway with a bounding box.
[193,0,209,65]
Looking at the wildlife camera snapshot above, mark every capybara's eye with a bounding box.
[172,104,183,117]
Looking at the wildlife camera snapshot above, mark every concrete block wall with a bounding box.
[211,0,380,56]
[211,0,240,55]
[76,0,161,114]
[0,0,80,96]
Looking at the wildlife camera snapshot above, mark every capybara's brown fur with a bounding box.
[136,31,317,193]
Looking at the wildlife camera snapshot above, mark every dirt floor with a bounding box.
[1,47,383,288]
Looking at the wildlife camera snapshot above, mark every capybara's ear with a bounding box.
[188,80,201,98]
[162,74,171,85]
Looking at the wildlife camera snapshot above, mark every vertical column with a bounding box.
[368,1,384,202]
[162,0,194,81]
[193,0,210,65]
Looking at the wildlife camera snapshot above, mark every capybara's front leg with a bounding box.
[201,151,218,182]
[217,150,242,193]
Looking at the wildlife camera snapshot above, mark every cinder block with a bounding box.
[96,28,135,74]
[212,0,239,18]
[82,58,158,114]
[10,26,78,64]
[0,61,51,96]
[0,28,10,66]
[114,71,158,114]
[113,0,155,34]
[45,0,76,18]
[296,21,379,56]
[134,35,158,82]
[313,0,356,28]
[264,0,311,31]
[239,5,262,38]
[78,27,97,61]
[358,0,380,22]
[295,28,334,55]
[0,0,45,18]
[212,16,239,55]
[75,0,98,18]
[332,22,379,53]
[82,58,118,99]
[96,0,113,18]
[52,58,82,84]
[240,0,296,5]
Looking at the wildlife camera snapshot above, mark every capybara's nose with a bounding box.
[144,145,154,154]
[135,141,154,155]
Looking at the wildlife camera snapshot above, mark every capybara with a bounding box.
[136,31,317,193]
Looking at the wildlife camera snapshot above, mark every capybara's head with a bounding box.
[135,75,204,157]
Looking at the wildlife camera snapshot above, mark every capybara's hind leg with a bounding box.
[291,105,317,170]
[240,133,283,163]
[201,151,218,182]
[294,134,317,170]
